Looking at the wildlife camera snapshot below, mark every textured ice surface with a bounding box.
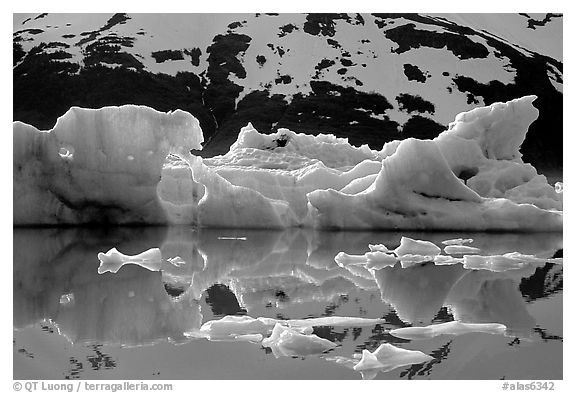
[14,97,561,230]
[14,105,203,225]
[389,321,507,340]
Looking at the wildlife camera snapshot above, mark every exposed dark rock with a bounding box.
[151,49,184,63]
[13,42,25,66]
[396,93,435,114]
[340,58,354,67]
[279,23,298,37]
[76,13,131,46]
[303,13,351,37]
[384,23,489,60]
[184,48,201,66]
[204,33,251,132]
[227,21,243,30]
[256,55,266,67]
[327,38,341,48]
[83,36,141,69]
[519,13,562,30]
[315,58,335,71]
[275,75,292,84]
[403,63,427,83]
[399,115,446,140]
[14,28,44,36]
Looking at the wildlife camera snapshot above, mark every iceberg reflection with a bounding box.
[13,227,562,378]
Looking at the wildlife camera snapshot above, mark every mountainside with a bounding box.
[13,13,562,170]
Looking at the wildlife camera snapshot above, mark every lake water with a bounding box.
[13,227,562,380]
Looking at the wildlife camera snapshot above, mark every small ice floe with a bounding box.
[166,256,186,266]
[504,252,563,265]
[463,255,526,272]
[433,255,463,265]
[365,252,398,269]
[394,237,441,257]
[399,254,435,268]
[354,343,433,371]
[389,321,507,340]
[59,293,75,305]
[334,252,368,267]
[444,245,481,255]
[555,182,563,193]
[463,253,561,272]
[368,244,391,253]
[262,323,337,358]
[326,343,433,379]
[441,238,474,246]
[97,247,163,274]
[286,316,386,328]
[198,315,274,340]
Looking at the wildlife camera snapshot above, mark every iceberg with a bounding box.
[14,97,561,230]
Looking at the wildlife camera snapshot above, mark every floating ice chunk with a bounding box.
[199,315,273,339]
[441,238,474,246]
[365,252,398,269]
[502,252,562,264]
[97,247,163,274]
[368,244,390,253]
[555,182,563,193]
[389,321,507,340]
[353,343,433,372]
[399,254,435,268]
[286,316,386,328]
[463,254,526,272]
[261,323,337,358]
[59,293,75,305]
[433,255,463,265]
[166,256,186,266]
[230,334,263,342]
[444,245,482,255]
[334,252,368,267]
[394,237,441,257]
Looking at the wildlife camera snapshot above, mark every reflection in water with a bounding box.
[13,228,562,379]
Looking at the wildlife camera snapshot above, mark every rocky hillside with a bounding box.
[13,13,562,170]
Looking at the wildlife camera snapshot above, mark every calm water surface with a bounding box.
[13,227,562,380]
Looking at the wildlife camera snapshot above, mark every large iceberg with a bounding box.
[13,96,562,230]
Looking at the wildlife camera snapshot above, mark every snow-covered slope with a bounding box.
[13,13,562,169]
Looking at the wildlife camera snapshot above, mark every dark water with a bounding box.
[13,227,562,380]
